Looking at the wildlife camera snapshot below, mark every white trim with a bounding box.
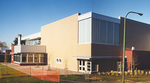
[73,56,122,60]
[22,32,41,41]
[78,12,92,21]
[78,12,120,23]
[73,56,91,60]
[13,61,21,63]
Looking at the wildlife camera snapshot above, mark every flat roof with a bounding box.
[22,32,41,41]
[78,12,120,24]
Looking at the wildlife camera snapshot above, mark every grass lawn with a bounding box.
[60,75,86,81]
[1,63,150,82]
[0,64,59,83]
[60,74,150,82]
[0,77,57,83]
[0,64,28,78]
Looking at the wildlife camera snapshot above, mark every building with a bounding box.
[120,17,150,71]
[41,12,121,73]
[11,12,150,73]
[11,32,47,65]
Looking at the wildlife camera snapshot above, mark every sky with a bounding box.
[0,0,150,48]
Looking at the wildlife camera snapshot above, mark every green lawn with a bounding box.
[0,77,57,83]
[0,64,28,78]
[60,74,150,82]
[0,64,58,83]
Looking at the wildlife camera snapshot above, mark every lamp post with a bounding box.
[122,11,143,83]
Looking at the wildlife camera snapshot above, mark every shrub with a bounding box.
[115,72,119,76]
[111,72,114,76]
[97,72,101,75]
[138,70,140,75]
[141,70,144,75]
[102,72,105,75]
[145,71,148,75]
[107,72,111,75]
[125,72,128,75]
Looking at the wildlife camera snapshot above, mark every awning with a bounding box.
[73,56,122,60]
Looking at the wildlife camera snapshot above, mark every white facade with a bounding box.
[78,12,120,45]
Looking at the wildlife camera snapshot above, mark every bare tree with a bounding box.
[132,52,139,71]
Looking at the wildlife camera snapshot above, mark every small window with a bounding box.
[83,60,85,66]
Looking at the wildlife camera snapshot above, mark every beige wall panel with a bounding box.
[41,14,91,71]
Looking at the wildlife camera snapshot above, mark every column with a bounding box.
[33,54,34,63]
[26,54,28,63]
[20,54,22,63]
[39,54,41,63]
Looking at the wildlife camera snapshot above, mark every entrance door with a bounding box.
[79,60,86,72]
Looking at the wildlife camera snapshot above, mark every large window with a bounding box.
[40,54,44,63]
[22,54,26,62]
[114,23,119,44]
[92,19,120,45]
[107,22,113,44]
[14,55,20,62]
[34,54,39,63]
[25,39,40,45]
[28,54,33,63]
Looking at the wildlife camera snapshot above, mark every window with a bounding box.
[92,18,119,45]
[79,18,91,44]
[40,54,45,63]
[92,19,99,43]
[25,39,41,45]
[107,22,113,44]
[114,23,119,44]
[22,54,26,62]
[14,55,20,62]
[79,60,86,72]
[28,54,33,63]
[100,20,107,43]
[34,54,39,63]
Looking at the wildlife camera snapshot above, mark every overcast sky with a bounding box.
[0,0,150,48]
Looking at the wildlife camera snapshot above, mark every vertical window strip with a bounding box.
[99,20,101,43]
[106,21,108,43]
[113,23,115,44]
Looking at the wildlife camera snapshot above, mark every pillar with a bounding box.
[26,54,28,63]
[39,54,41,63]
[20,54,22,63]
[33,54,34,63]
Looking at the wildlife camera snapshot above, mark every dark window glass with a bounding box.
[107,22,113,43]
[114,23,119,44]
[100,20,106,43]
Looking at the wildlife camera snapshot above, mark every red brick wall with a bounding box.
[125,50,132,71]
[11,45,14,63]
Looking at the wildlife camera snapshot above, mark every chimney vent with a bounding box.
[18,34,22,45]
